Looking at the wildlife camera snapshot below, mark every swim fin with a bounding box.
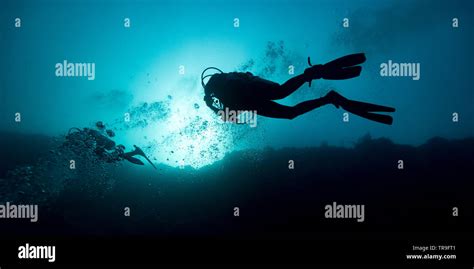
[341,105,394,125]
[305,53,367,85]
[324,53,366,69]
[124,156,145,165]
[322,53,366,80]
[321,66,362,80]
[325,90,394,125]
[339,99,394,125]
[340,99,396,113]
[131,145,157,170]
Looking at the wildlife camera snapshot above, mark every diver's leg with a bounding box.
[256,97,331,119]
[269,74,308,100]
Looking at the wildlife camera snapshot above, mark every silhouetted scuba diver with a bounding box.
[202,53,395,125]
[66,122,157,169]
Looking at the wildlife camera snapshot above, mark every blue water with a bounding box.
[1,0,473,168]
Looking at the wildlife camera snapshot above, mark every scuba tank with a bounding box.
[201,67,278,113]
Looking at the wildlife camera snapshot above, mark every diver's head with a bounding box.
[203,93,224,114]
[201,67,225,114]
[116,144,125,151]
[106,129,115,137]
[96,121,105,129]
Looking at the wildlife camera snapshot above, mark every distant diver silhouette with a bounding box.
[202,53,395,125]
[66,123,157,169]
